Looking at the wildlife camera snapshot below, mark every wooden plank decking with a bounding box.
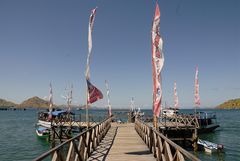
[88,123,156,161]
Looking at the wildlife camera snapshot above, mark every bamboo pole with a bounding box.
[86,84,89,129]
[153,114,158,129]
[193,106,198,151]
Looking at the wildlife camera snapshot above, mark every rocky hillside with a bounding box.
[0,98,16,108]
[217,98,240,109]
[18,96,51,109]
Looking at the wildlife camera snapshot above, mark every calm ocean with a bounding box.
[0,108,239,161]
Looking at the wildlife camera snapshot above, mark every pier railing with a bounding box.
[33,117,112,161]
[165,114,200,128]
[135,119,200,161]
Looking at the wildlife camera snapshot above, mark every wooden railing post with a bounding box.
[33,117,112,161]
[134,118,201,161]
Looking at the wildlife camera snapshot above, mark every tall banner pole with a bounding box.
[85,7,97,129]
[86,85,89,128]
[152,3,164,129]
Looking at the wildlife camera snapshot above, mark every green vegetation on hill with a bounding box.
[217,98,240,109]
[0,98,16,108]
[18,96,51,109]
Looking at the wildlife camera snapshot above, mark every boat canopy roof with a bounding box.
[50,110,74,116]
[37,126,48,131]
[198,111,216,119]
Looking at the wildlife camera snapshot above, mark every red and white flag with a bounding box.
[174,81,179,109]
[87,79,103,104]
[195,66,200,107]
[152,3,164,117]
[105,80,112,117]
[86,7,97,80]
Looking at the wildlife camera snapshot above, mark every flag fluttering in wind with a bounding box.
[67,84,73,112]
[195,66,200,107]
[85,7,103,105]
[174,81,179,109]
[48,83,53,120]
[105,80,112,117]
[131,97,135,112]
[152,3,164,117]
[87,79,103,104]
[86,7,97,80]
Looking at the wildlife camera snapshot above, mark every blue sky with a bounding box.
[0,0,239,108]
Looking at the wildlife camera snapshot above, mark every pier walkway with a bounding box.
[33,117,200,161]
[88,123,155,161]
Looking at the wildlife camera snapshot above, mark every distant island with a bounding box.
[0,96,84,110]
[17,96,53,109]
[217,98,240,109]
[2,97,239,110]
[0,98,17,108]
[0,96,52,109]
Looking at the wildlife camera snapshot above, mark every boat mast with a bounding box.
[66,84,73,120]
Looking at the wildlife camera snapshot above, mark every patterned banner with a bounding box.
[48,83,53,119]
[86,7,97,80]
[174,81,179,109]
[131,97,135,112]
[152,3,164,117]
[105,80,112,116]
[195,66,200,107]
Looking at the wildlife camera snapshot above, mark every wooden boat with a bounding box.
[36,126,50,139]
[197,139,223,153]
[193,68,219,133]
[37,110,74,128]
[197,111,220,133]
[162,108,179,117]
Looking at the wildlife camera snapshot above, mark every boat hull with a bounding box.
[197,139,223,153]
[36,127,50,139]
[198,124,220,134]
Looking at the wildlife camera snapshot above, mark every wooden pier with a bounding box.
[88,123,156,161]
[157,115,199,150]
[33,117,200,161]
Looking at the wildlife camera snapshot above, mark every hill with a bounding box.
[0,98,17,108]
[217,98,240,109]
[18,96,51,109]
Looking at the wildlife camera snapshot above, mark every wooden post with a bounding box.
[51,126,56,148]
[193,106,198,151]
[153,114,158,129]
[86,84,90,129]
[192,128,198,151]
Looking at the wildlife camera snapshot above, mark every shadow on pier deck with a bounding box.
[33,117,200,161]
[88,123,156,161]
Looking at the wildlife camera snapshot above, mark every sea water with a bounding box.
[0,108,239,161]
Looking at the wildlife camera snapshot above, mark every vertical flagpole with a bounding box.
[193,65,200,151]
[85,7,97,129]
[194,67,197,121]
[86,84,89,128]
[153,115,158,129]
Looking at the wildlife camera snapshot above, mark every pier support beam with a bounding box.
[192,128,198,151]
[153,115,158,129]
